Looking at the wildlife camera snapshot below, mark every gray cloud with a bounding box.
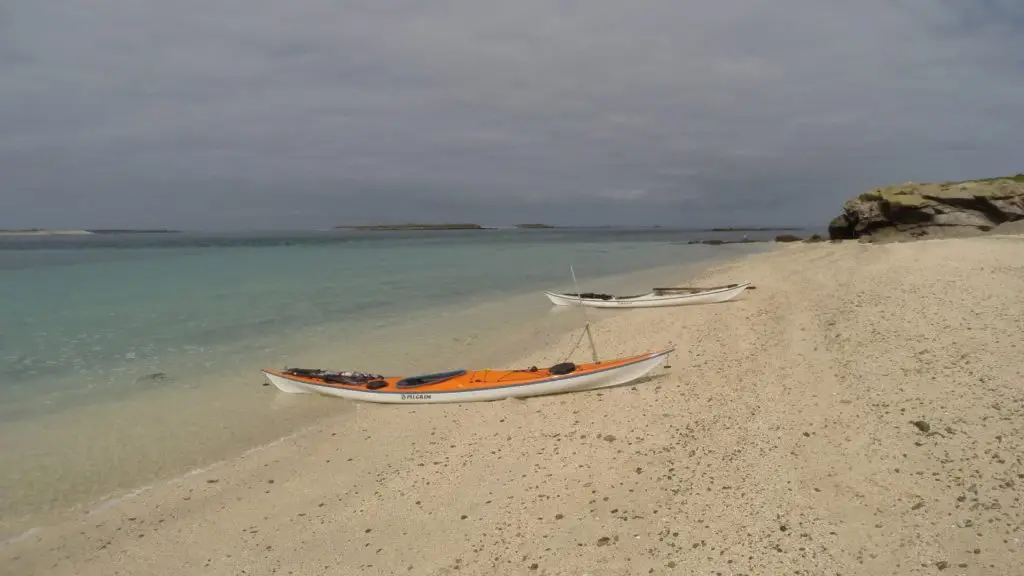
[1,0,1022,229]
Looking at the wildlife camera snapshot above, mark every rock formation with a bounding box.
[828,175,1024,240]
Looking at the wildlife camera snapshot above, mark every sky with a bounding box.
[1,0,1023,230]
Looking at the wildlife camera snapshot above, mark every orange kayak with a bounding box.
[261,347,673,404]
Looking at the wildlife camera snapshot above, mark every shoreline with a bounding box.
[5,235,1021,575]
[0,249,759,543]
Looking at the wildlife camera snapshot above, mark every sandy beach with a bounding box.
[4,234,1023,576]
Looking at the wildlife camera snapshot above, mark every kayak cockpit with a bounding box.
[559,292,645,301]
[281,368,386,386]
[395,369,467,388]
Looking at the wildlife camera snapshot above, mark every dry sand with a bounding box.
[3,235,1023,576]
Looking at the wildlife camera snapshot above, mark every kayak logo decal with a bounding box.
[401,393,432,401]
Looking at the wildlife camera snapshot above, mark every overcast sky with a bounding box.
[2,1,1022,229]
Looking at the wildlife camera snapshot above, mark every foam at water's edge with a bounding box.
[2,527,42,547]
[3,423,321,547]
[89,423,314,516]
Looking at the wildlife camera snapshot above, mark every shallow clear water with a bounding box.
[0,227,777,538]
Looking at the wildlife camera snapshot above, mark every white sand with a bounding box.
[3,235,1022,575]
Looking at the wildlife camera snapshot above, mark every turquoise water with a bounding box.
[0,227,776,538]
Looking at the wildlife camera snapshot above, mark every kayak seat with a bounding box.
[395,369,467,388]
[284,367,323,377]
[572,292,615,300]
[549,362,576,375]
[567,292,648,300]
[321,372,385,385]
[366,380,388,390]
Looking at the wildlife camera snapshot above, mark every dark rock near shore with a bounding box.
[828,175,1024,241]
[135,372,171,388]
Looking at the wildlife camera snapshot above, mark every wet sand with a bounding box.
[3,235,1023,575]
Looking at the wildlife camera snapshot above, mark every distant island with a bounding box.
[335,223,485,231]
[703,227,804,232]
[0,228,181,236]
[0,229,92,236]
[334,223,563,231]
[88,229,181,234]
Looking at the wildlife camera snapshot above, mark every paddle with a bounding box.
[651,283,756,292]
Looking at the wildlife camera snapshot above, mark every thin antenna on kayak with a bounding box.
[570,264,600,363]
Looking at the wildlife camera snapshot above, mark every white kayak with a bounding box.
[545,281,751,309]
[261,347,673,404]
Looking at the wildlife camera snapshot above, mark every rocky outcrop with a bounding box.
[828,175,1024,241]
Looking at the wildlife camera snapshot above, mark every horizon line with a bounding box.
[0,224,825,234]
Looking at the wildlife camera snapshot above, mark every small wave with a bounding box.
[4,420,326,547]
[84,423,318,519]
[2,526,42,547]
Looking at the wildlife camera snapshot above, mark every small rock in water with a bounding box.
[136,372,170,385]
[912,420,931,433]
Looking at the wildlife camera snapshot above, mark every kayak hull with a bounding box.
[545,282,750,309]
[261,348,673,404]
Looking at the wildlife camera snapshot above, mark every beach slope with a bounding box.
[4,235,1023,575]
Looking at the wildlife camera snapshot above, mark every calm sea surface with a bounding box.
[0,227,780,539]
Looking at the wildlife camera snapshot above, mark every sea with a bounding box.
[0,227,783,540]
